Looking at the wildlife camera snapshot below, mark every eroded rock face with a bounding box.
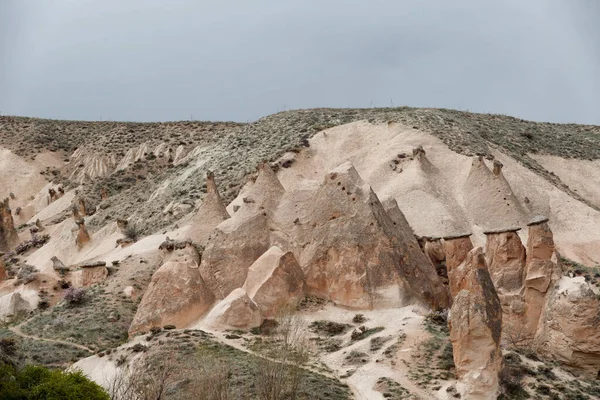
[199,212,270,299]
[129,244,214,335]
[202,288,262,330]
[0,292,32,323]
[75,219,91,248]
[449,247,503,400]
[243,246,305,318]
[484,229,527,331]
[293,163,449,309]
[0,198,18,252]
[523,218,561,339]
[0,257,6,282]
[185,170,230,245]
[443,234,474,297]
[81,264,108,286]
[536,276,600,377]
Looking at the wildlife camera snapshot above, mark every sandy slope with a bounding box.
[271,121,600,264]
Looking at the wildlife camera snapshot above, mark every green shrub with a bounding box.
[0,364,109,399]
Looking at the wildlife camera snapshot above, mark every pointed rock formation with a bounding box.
[48,188,57,204]
[199,212,270,299]
[129,243,214,335]
[449,247,503,400]
[237,163,285,218]
[100,187,108,200]
[75,218,91,248]
[523,216,561,338]
[463,156,527,230]
[243,246,305,318]
[185,170,231,245]
[202,288,262,330]
[484,227,527,329]
[294,163,449,309]
[0,198,18,252]
[443,233,474,297]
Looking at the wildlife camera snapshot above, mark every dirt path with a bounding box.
[9,321,94,353]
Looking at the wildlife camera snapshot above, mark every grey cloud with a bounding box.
[0,0,599,124]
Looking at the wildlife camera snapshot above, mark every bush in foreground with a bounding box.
[0,364,108,400]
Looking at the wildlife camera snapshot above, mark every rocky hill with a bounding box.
[1,108,600,399]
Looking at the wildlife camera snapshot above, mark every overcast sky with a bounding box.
[1,0,599,123]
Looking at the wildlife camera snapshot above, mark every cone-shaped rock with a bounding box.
[297,162,449,309]
[463,156,527,230]
[237,163,285,219]
[129,243,214,335]
[449,247,503,400]
[0,292,32,323]
[185,170,231,245]
[443,234,474,297]
[202,288,262,330]
[243,246,305,318]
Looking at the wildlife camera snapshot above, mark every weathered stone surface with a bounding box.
[75,218,91,248]
[129,244,214,335]
[0,292,32,323]
[536,276,600,377]
[485,231,526,293]
[0,198,18,252]
[199,212,270,299]
[243,246,305,318]
[185,170,230,245]
[0,256,6,282]
[51,256,69,276]
[291,163,449,309]
[202,288,262,330]
[81,265,108,286]
[449,247,503,400]
[523,220,561,339]
[443,235,473,271]
[444,235,474,297]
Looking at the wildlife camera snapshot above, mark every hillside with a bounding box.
[2,108,600,399]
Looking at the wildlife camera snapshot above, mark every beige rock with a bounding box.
[237,162,285,219]
[243,246,305,318]
[202,288,262,330]
[0,198,18,252]
[35,219,44,232]
[449,247,503,400]
[199,212,270,299]
[463,156,527,230]
[51,256,69,276]
[0,292,32,323]
[129,244,214,335]
[523,218,561,339]
[0,256,6,282]
[75,218,91,248]
[485,229,526,293]
[443,234,474,297]
[81,264,108,286]
[185,170,230,245]
[294,163,449,309]
[536,276,600,377]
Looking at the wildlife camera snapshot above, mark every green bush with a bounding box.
[0,364,108,399]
